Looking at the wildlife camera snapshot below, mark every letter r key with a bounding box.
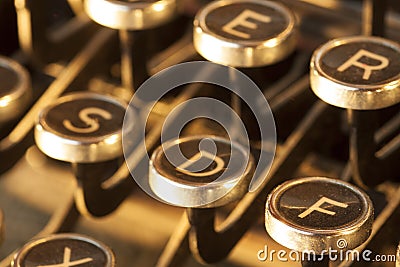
[337,49,389,80]
[310,35,400,110]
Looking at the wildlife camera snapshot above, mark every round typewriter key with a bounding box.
[0,56,31,124]
[265,177,373,254]
[149,135,254,207]
[193,0,297,67]
[310,36,400,110]
[12,233,115,267]
[35,92,127,163]
[84,0,178,30]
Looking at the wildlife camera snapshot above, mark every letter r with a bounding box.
[337,49,389,80]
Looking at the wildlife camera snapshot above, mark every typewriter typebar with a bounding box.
[0,0,399,267]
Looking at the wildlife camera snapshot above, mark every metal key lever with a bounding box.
[311,0,398,188]
[84,0,179,95]
[348,109,399,187]
[0,195,80,267]
[0,130,33,174]
[156,101,337,265]
[185,102,336,264]
[186,207,249,264]
[14,0,97,68]
[153,74,335,266]
[310,35,400,188]
[348,0,398,187]
[34,92,131,217]
[0,29,114,175]
[362,0,388,36]
[72,160,135,217]
[193,0,297,129]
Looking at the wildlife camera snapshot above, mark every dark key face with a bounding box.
[155,136,249,184]
[43,97,125,139]
[269,178,372,231]
[310,36,400,109]
[204,2,289,41]
[35,92,127,163]
[149,135,254,207]
[319,40,400,86]
[275,180,365,230]
[265,177,374,253]
[13,234,114,267]
[193,0,296,67]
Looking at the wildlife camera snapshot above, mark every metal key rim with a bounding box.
[84,0,178,30]
[310,35,400,110]
[265,177,374,253]
[11,233,115,267]
[0,56,31,122]
[35,92,127,163]
[149,135,255,208]
[193,0,297,67]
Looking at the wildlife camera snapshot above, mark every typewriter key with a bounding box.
[34,92,126,163]
[84,0,178,93]
[265,177,373,254]
[149,135,254,207]
[12,233,115,267]
[397,242,400,267]
[193,0,297,67]
[310,35,400,187]
[310,35,400,110]
[0,56,31,124]
[84,0,178,30]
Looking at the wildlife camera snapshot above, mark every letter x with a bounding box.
[37,247,93,267]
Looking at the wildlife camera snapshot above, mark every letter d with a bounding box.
[257,245,268,261]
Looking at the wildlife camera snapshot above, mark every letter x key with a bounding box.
[12,234,115,267]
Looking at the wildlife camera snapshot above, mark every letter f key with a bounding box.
[298,196,349,218]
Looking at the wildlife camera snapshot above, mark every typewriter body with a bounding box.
[0,0,399,266]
